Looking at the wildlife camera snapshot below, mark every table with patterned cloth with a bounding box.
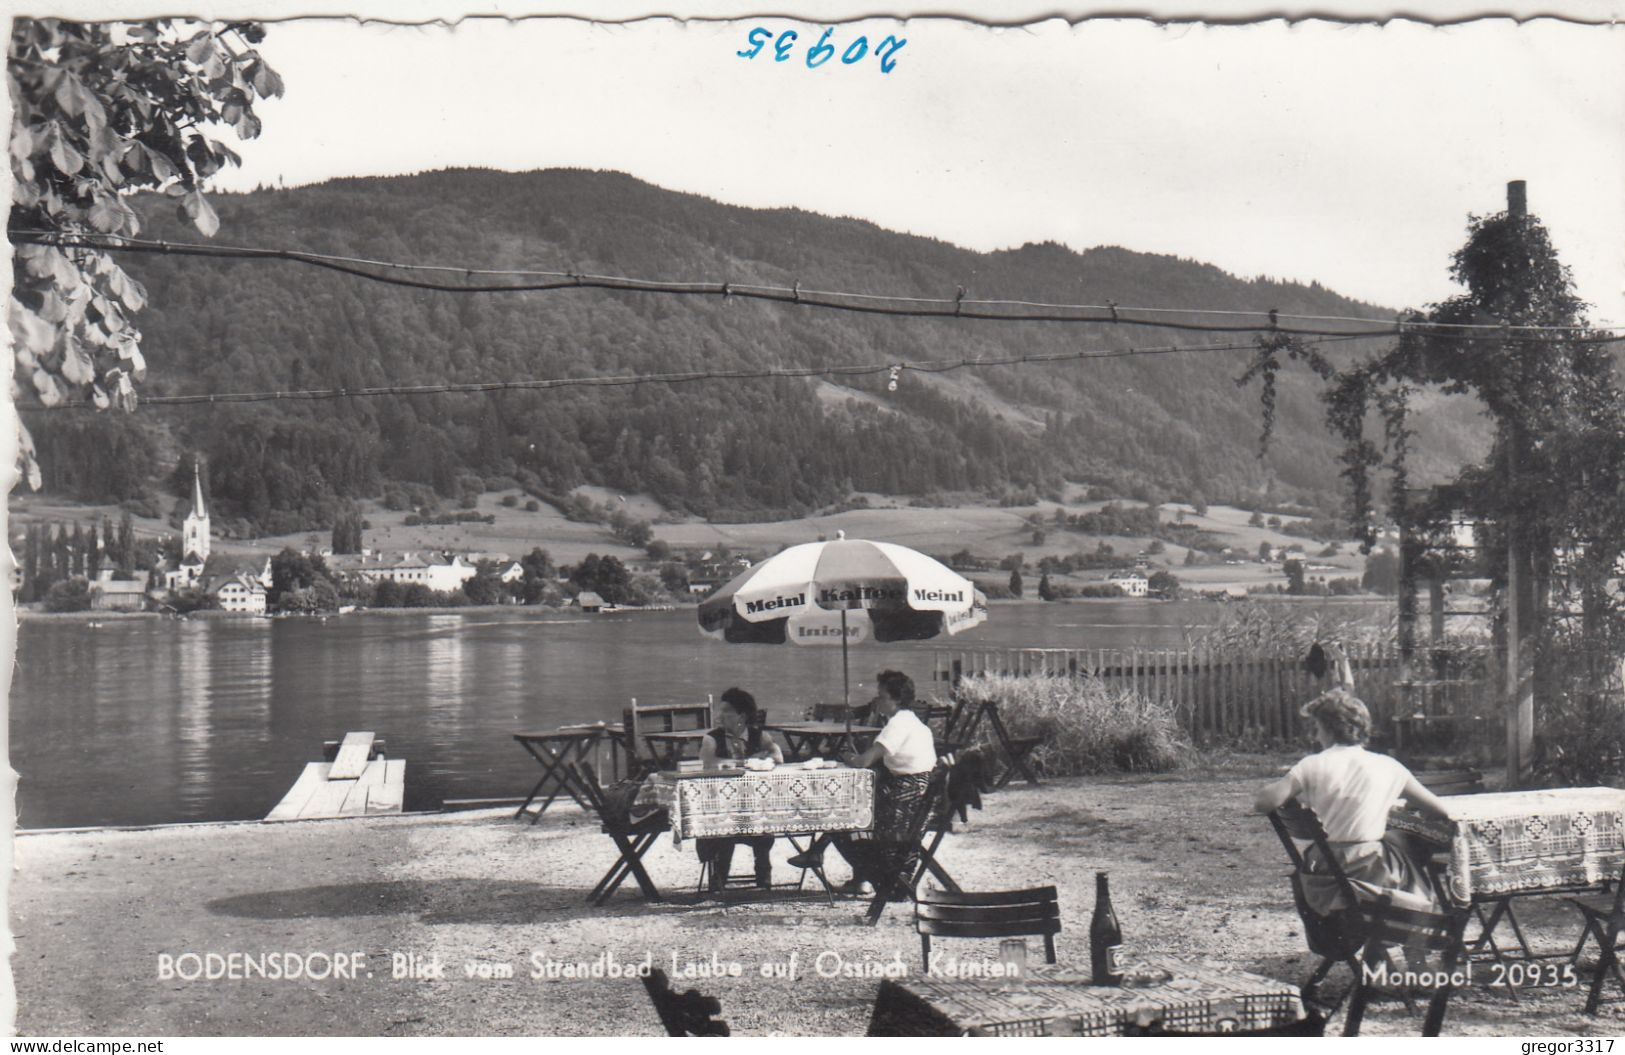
[1389,787,1625,905]
[867,956,1305,1037]
[634,764,875,843]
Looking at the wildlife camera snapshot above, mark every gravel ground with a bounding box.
[12,766,1625,1037]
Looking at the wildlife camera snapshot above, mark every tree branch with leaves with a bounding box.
[8,18,282,486]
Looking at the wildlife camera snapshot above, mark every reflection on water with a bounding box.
[11,599,1386,828]
[423,615,471,748]
[175,621,212,815]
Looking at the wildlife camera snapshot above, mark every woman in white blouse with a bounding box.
[790,670,936,898]
[1255,685,1450,914]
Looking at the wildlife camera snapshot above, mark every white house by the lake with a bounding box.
[206,573,268,614]
[343,552,479,593]
[1107,570,1149,597]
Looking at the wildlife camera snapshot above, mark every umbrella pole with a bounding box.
[841,610,850,707]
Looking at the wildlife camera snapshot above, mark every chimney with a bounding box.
[1507,180,1527,218]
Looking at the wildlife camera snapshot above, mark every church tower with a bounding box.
[182,460,210,568]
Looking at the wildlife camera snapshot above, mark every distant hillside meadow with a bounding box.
[25,168,1488,534]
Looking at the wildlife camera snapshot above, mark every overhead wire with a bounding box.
[26,335,1368,410]
[11,228,1622,344]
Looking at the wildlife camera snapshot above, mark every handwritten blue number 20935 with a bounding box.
[737,27,907,74]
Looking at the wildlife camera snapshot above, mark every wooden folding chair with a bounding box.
[918,701,957,734]
[621,696,713,778]
[916,747,991,883]
[951,696,1040,788]
[642,967,730,1036]
[865,765,954,925]
[1568,866,1625,1014]
[812,701,872,724]
[569,762,667,905]
[915,885,1060,973]
[931,697,974,755]
[1267,805,1364,1009]
[1268,802,1471,1036]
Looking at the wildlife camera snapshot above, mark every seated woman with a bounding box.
[696,687,783,892]
[1254,687,1451,917]
[791,670,936,898]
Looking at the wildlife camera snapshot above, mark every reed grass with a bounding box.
[953,672,1190,776]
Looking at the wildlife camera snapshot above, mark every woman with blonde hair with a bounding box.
[1254,681,1450,915]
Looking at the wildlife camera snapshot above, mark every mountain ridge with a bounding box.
[25,167,1488,531]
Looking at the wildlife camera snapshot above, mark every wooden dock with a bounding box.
[266,732,405,821]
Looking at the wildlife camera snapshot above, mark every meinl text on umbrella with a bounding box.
[795,624,861,639]
[912,588,965,603]
[743,593,806,613]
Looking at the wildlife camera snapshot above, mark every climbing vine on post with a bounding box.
[1243,191,1625,782]
[1234,331,1335,459]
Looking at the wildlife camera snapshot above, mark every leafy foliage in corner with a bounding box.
[8,18,282,486]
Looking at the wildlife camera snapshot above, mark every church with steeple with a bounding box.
[182,460,210,568]
[158,457,271,612]
[165,461,210,590]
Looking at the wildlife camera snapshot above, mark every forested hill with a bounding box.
[29,168,1485,531]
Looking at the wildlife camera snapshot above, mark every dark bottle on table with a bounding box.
[1090,871,1124,986]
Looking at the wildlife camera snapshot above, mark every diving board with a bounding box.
[328,731,376,780]
[266,733,405,821]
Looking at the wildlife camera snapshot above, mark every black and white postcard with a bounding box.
[7,3,1624,1041]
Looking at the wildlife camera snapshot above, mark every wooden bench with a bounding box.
[915,886,1060,974]
[1415,768,1487,794]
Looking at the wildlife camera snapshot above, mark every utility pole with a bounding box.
[1504,179,1535,787]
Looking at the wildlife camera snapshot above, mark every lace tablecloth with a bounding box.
[634,764,874,842]
[1389,786,1625,904]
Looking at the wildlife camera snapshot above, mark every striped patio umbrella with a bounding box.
[697,532,988,703]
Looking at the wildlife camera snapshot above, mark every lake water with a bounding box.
[9,600,1374,828]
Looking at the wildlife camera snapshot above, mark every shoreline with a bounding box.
[14,602,689,622]
[16,593,1391,623]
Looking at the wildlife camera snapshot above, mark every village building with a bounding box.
[345,552,478,593]
[90,577,148,611]
[204,573,268,614]
[1106,570,1149,598]
[575,590,606,612]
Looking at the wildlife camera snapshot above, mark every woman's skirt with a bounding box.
[874,769,934,841]
[1301,833,1442,917]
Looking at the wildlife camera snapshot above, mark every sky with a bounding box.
[201,15,1623,324]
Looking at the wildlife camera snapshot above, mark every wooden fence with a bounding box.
[931,644,1409,742]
